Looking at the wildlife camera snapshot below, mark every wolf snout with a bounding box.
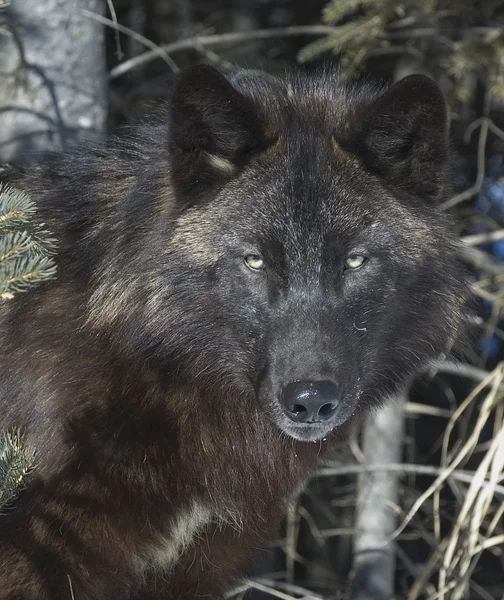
[280,380,339,424]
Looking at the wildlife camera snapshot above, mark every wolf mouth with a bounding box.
[278,420,335,442]
[275,412,349,442]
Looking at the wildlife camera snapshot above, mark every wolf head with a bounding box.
[92,66,468,443]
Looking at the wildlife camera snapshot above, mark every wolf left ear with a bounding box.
[169,65,271,195]
[356,75,449,202]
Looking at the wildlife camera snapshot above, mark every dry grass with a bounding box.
[227,362,504,599]
[227,123,504,593]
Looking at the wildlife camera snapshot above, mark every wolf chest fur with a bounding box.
[0,65,468,599]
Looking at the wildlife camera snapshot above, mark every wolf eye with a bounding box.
[345,255,366,270]
[244,254,265,272]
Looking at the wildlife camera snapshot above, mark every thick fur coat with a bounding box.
[0,65,468,599]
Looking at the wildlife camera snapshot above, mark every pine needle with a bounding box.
[298,16,382,63]
[0,184,36,230]
[0,428,36,512]
[322,0,380,25]
[0,254,58,296]
[0,185,57,300]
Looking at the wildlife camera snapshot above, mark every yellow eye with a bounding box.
[345,255,366,270]
[244,254,265,271]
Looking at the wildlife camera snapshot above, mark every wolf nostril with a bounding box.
[281,380,339,424]
[319,402,338,418]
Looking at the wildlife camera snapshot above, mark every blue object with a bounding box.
[480,334,501,359]
[475,193,491,215]
[488,154,503,178]
[492,239,504,261]
[479,297,493,317]
[488,182,504,206]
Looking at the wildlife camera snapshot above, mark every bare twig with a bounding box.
[285,499,299,583]
[461,245,504,276]
[434,360,504,390]
[105,0,123,60]
[405,402,452,418]
[228,578,323,600]
[317,463,504,496]
[67,575,75,600]
[441,118,489,211]
[390,365,504,541]
[439,424,504,600]
[487,119,504,141]
[462,228,504,246]
[254,578,325,599]
[80,9,179,73]
[108,25,342,80]
[409,539,449,600]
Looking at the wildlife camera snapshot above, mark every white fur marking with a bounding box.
[142,503,213,573]
[205,153,236,174]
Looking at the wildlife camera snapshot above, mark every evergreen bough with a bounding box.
[298,0,504,105]
[0,428,36,511]
[0,183,57,300]
[0,183,56,509]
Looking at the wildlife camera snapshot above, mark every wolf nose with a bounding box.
[281,380,339,424]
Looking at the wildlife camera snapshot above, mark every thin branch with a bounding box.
[317,463,504,496]
[80,9,179,74]
[487,119,504,141]
[229,579,322,600]
[107,25,343,80]
[285,499,299,583]
[105,0,123,61]
[434,360,504,389]
[390,365,504,541]
[67,575,75,600]
[462,228,504,246]
[254,578,325,600]
[405,402,452,418]
[441,118,489,211]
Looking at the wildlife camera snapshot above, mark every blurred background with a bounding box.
[1,1,504,599]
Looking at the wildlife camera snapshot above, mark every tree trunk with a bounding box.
[351,401,405,600]
[0,0,107,163]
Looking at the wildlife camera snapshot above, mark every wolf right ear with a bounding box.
[354,75,450,202]
[169,65,271,195]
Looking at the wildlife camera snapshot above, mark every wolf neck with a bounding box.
[117,375,323,510]
[174,386,323,506]
[59,354,323,515]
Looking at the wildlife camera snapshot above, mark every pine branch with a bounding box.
[0,254,57,299]
[304,0,504,103]
[28,231,58,257]
[0,185,57,300]
[322,0,381,25]
[298,16,383,63]
[0,428,36,512]
[0,184,37,230]
[0,231,34,263]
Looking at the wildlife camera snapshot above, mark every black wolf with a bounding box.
[0,65,467,599]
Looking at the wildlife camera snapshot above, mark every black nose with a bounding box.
[281,380,339,424]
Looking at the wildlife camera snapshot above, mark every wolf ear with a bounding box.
[169,65,270,194]
[355,75,449,202]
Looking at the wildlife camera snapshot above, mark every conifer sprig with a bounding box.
[299,0,504,104]
[0,184,57,300]
[0,184,37,230]
[0,428,36,512]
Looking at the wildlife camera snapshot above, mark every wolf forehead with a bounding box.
[169,65,450,249]
[226,68,377,136]
[170,136,437,270]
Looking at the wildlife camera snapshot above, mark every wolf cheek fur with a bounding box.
[0,65,468,599]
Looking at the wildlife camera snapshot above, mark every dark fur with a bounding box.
[0,66,468,599]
